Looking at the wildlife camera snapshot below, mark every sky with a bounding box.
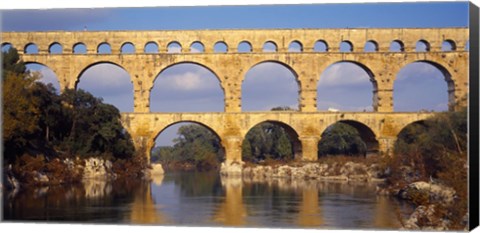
[0,1,471,146]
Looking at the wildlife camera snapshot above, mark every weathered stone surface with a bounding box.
[82,158,109,180]
[403,204,450,231]
[219,161,244,177]
[2,28,468,164]
[403,181,456,204]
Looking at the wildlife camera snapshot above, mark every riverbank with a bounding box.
[219,157,468,231]
[2,154,164,193]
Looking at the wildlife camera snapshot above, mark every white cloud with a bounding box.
[161,71,218,91]
[318,63,371,87]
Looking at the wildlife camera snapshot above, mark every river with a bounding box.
[2,171,412,229]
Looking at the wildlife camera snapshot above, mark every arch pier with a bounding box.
[2,28,468,164]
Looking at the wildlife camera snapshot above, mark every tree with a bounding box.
[318,122,367,157]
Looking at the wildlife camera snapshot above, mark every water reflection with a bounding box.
[213,177,246,226]
[4,172,404,229]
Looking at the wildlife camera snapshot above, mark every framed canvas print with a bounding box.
[1,0,479,232]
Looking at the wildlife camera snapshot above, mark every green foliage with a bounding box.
[318,122,367,157]
[2,48,135,162]
[152,124,223,170]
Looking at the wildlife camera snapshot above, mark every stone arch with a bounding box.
[97,42,112,54]
[442,39,457,51]
[151,120,225,161]
[190,41,205,53]
[24,62,62,92]
[214,41,228,53]
[396,120,427,138]
[241,60,300,111]
[237,41,252,52]
[1,42,13,52]
[144,41,159,53]
[416,39,430,52]
[317,60,377,112]
[263,41,278,52]
[76,61,134,112]
[48,42,63,54]
[121,42,135,54]
[390,40,405,52]
[314,40,329,52]
[319,119,379,156]
[288,40,303,52]
[340,40,353,52]
[364,40,378,52]
[150,62,225,112]
[242,120,302,160]
[24,43,39,54]
[167,41,182,53]
[394,60,453,112]
[73,42,87,54]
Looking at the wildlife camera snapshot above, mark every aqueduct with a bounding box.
[1,28,469,163]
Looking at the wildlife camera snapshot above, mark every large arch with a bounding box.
[241,120,301,162]
[318,120,379,156]
[317,61,377,112]
[76,62,134,112]
[393,60,453,112]
[151,121,225,165]
[25,62,61,92]
[150,62,224,112]
[241,61,300,111]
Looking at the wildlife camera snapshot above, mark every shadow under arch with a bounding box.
[394,60,454,112]
[394,120,427,154]
[319,120,379,156]
[150,61,225,112]
[242,60,300,111]
[151,120,225,164]
[317,60,377,112]
[242,120,302,161]
[25,61,62,92]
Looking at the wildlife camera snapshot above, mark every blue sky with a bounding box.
[0,1,471,146]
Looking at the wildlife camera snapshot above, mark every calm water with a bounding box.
[2,171,410,229]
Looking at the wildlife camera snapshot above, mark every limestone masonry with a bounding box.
[1,28,469,163]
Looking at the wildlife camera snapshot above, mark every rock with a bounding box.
[405,181,456,204]
[220,161,244,177]
[32,171,50,184]
[82,158,108,180]
[403,204,450,231]
[150,163,165,176]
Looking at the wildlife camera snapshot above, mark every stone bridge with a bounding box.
[1,28,469,163]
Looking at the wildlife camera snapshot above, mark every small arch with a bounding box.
[340,40,353,52]
[242,120,301,162]
[364,40,378,52]
[97,42,112,54]
[263,41,277,52]
[167,41,182,53]
[24,43,39,54]
[288,40,303,52]
[237,41,252,53]
[390,40,404,52]
[48,42,63,54]
[416,40,430,52]
[1,43,13,52]
[314,40,328,52]
[214,41,228,53]
[190,41,205,53]
[144,41,159,53]
[318,120,378,157]
[121,42,135,54]
[73,43,87,54]
[151,121,225,165]
[441,40,457,51]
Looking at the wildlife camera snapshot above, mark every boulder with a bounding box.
[220,161,243,177]
[404,181,456,204]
